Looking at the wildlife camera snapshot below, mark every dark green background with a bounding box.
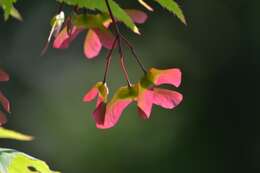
[0,0,259,173]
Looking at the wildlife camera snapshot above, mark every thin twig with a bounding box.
[118,40,132,87]
[103,36,119,83]
[104,0,120,35]
[105,0,132,86]
[105,0,146,74]
[120,34,147,74]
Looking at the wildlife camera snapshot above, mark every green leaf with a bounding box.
[112,85,138,101]
[71,13,109,29]
[0,127,33,141]
[58,0,140,34]
[0,148,59,173]
[154,0,186,25]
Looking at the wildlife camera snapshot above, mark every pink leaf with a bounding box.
[83,87,99,102]
[0,69,9,82]
[94,29,116,49]
[152,68,182,87]
[137,107,149,120]
[0,111,7,126]
[152,88,183,109]
[0,91,10,113]
[84,29,102,59]
[53,26,82,49]
[137,89,153,119]
[97,99,132,129]
[125,9,148,24]
[103,9,147,29]
[96,96,104,108]
[93,102,106,126]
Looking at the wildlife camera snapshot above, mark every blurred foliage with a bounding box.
[0,0,22,20]
[0,148,59,173]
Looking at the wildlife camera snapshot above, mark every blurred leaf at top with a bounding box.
[57,0,140,34]
[0,0,22,20]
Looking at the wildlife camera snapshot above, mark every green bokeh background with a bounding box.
[0,0,259,173]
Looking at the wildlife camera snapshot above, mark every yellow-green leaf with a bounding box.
[10,6,22,21]
[0,127,33,141]
[0,148,60,173]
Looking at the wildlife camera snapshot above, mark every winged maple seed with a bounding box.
[42,1,185,129]
[41,10,65,55]
[84,68,183,129]
[81,0,183,129]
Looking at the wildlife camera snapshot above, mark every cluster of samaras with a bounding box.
[42,0,184,129]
